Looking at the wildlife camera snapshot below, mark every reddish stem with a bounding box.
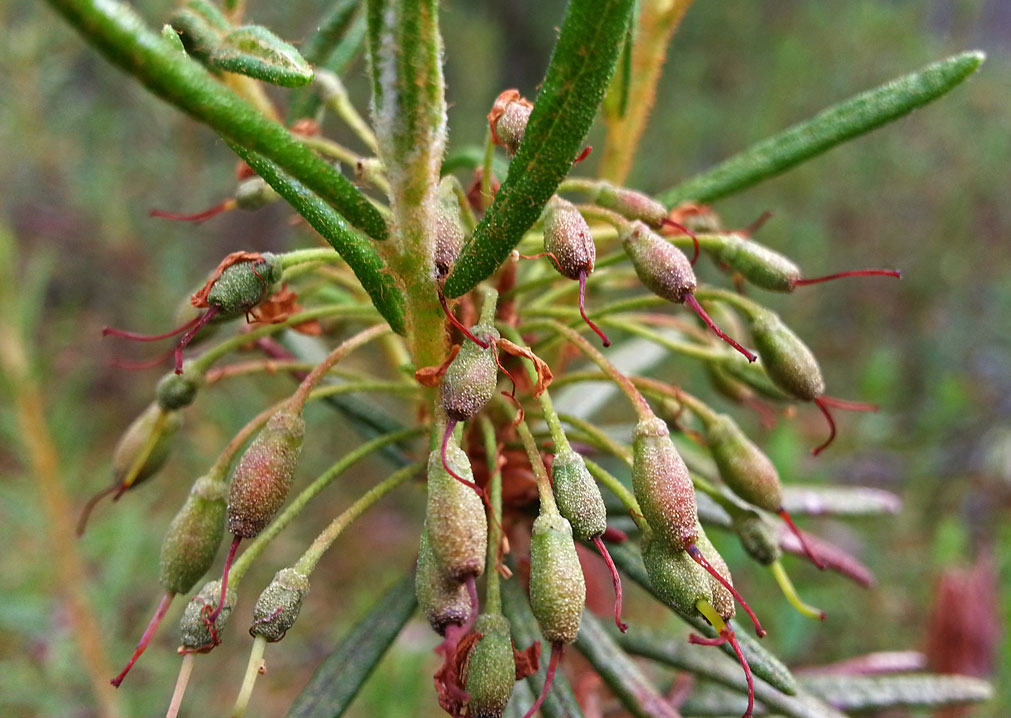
[149,199,235,224]
[601,525,628,543]
[76,484,118,537]
[173,306,220,374]
[438,292,489,348]
[683,294,757,363]
[441,421,482,494]
[778,508,827,570]
[578,271,611,348]
[661,218,700,265]
[207,536,241,625]
[461,575,480,637]
[491,343,521,410]
[110,592,175,687]
[573,146,592,165]
[687,544,766,637]
[522,642,563,718]
[102,312,204,342]
[794,269,901,287]
[592,535,627,633]
[690,630,754,718]
[109,347,177,371]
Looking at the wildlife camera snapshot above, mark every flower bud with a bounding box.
[156,368,204,411]
[529,513,585,646]
[159,475,227,595]
[551,449,606,541]
[641,533,712,618]
[749,308,825,401]
[464,613,516,718]
[227,408,305,538]
[416,528,473,635]
[426,442,487,582]
[488,89,533,156]
[442,324,500,422]
[249,567,310,642]
[707,413,782,512]
[206,252,284,317]
[707,233,801,292]
[113,403,183,489]
[233,176,280,210]
[179,579,236,652]
[622,221,696,303]
[733,512,782,566]
[594,183,668,226]
[632,416,698,550]
[542,196,595,281]
[434,177,466,279]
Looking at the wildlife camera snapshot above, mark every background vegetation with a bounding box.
[1,0,1008,716]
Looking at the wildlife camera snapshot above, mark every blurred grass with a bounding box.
[1,0,1009,716]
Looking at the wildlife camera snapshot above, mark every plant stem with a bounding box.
[230,635,267,718]
[479,416,504,613]
[288,324,392,412]
[582,458,644,527]
[515,417,558,517]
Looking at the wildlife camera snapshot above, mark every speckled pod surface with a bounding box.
[159,475,227,595]
[442,324,501,422]
[750,308,825,401]
[206,252,283,316]
[733,513,782,566]
[249,567,310,642]
[595,183,667,226]
[425,442,487,581]
[464,613,516,718]
[529,513,585,645]
[708,233,801,292]
[632,416,698,550]
[641,534,712,619]
[178,579,237,650]
[551,448,606,541]
[708,413,782,511]
[622,221,696,303]
[543,196,595,280]
[694,528,736,621]
[112,403,182,488]
[416,527,473,635]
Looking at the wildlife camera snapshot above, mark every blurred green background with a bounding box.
[1,0,1009,716]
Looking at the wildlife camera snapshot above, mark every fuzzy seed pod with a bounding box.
[529,513,585,645]
[488,89,533,156]
[708,233,801,292]
[595,183,668,226]
[733,512,782,566]
[707,413,782,511]
[113,403,183,489]
[156,368,204,411]
[464,613,516,718]
[233,176,281,210]
[227,408,305,538]
[622,221,696,303]
[249,567,310,642]
[159,475,227,595]
[632,416,698,550]
[694,529,736,621]
[178,579,236,651]
[641,533,712,618]
[206,253,283,317]
[434,177,466,279]
[416,528,473,635]
[749,308,825,401]
[426,442,488,582]
[442,325,500,422]
[551,448,606,541]
[542,196,595,280]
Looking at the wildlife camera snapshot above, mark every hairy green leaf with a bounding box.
[212,25,314,87]
[800,673,993,712]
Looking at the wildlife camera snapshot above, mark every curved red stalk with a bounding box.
[661,218,700,266]
[76,484,118,537]
[149,199,235,224]
[522,642,562,718]
[778,509,827,570]
[690,629,754,718]
[683,294,756,363]
[441,420,482,495]
[109,347,177,371]
[592,535,627,633]
[173,306,220,374]
[102,313,204,342]
[491,344,521,411]
[518,251,564,274]
[687,543,765,637]
[207,535,241,625]
[110,591,175,687]
[438,292,489,348]
[818,395,879,412]
[572,145,592,165]
[794,269,901,287]
[578,271,610,347]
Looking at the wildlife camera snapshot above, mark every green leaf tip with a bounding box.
[212,25,314,87]
[659,50,987,207]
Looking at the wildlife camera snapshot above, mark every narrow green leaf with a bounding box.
[617,627,847,718]
[212,25,314,87]
[46,0,389,240]
[287,570,417,718]
[443,0,636,298]
[288,0,364,122]
[230,144,406,334]
[799,674,993,712]
[605,541,798,695]
[659,51,986,206]
[574,611,680,718]
[501,577,584,718]
[780,486,902,517]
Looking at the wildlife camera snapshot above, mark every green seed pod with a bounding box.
[621,221,696,303]
[464,613,516,718]
[416,528,472,635]
[426,442,487,582]
[234,176,280,210]
[179,579,237,651]
[434,177,466,278]
[227,408,305,538]
[594,182,668,226]
[249,567,310,642]
[551,448,606,541]
[113,403,183,489]
[694,528,736,621]
[733,512,782,566]
[708,233,801,292]
[707,413,782,511]
[159,475,227,595]
[749,307,825,401]
[156,368,204,411]
[632,416,698,550]
[529,513,585,645]
[543,196,595,280]
[641,533,712,618]
[207,252,283,317]
[488,89,532,156]
[441,325,500,422]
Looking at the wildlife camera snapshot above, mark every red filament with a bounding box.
[579,271,610,347]
[687,544,766,637]
[173,306,220,374]
[522,642,562,718]
[149,200,234,224]
[102,313,204,342]
[438,292,489,348]
[661,218,700,265]
[76,484,118,537]
[778,508,826,570]
[110,592,175,687]
[690,629,754,718]
[441,421,482,495]
[794,269,902,287]
[683,294,757,363]
[573,146,592,165]
[811,394,877,456]
[592,535,627,633]
[207,535,241,626]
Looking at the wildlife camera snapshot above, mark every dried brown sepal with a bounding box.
[416,344,462,387]
[249,285,322,335]
[191,251,266,308]
[495,338,553,397]
[488,89,533,148]
[513,641,541,681]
